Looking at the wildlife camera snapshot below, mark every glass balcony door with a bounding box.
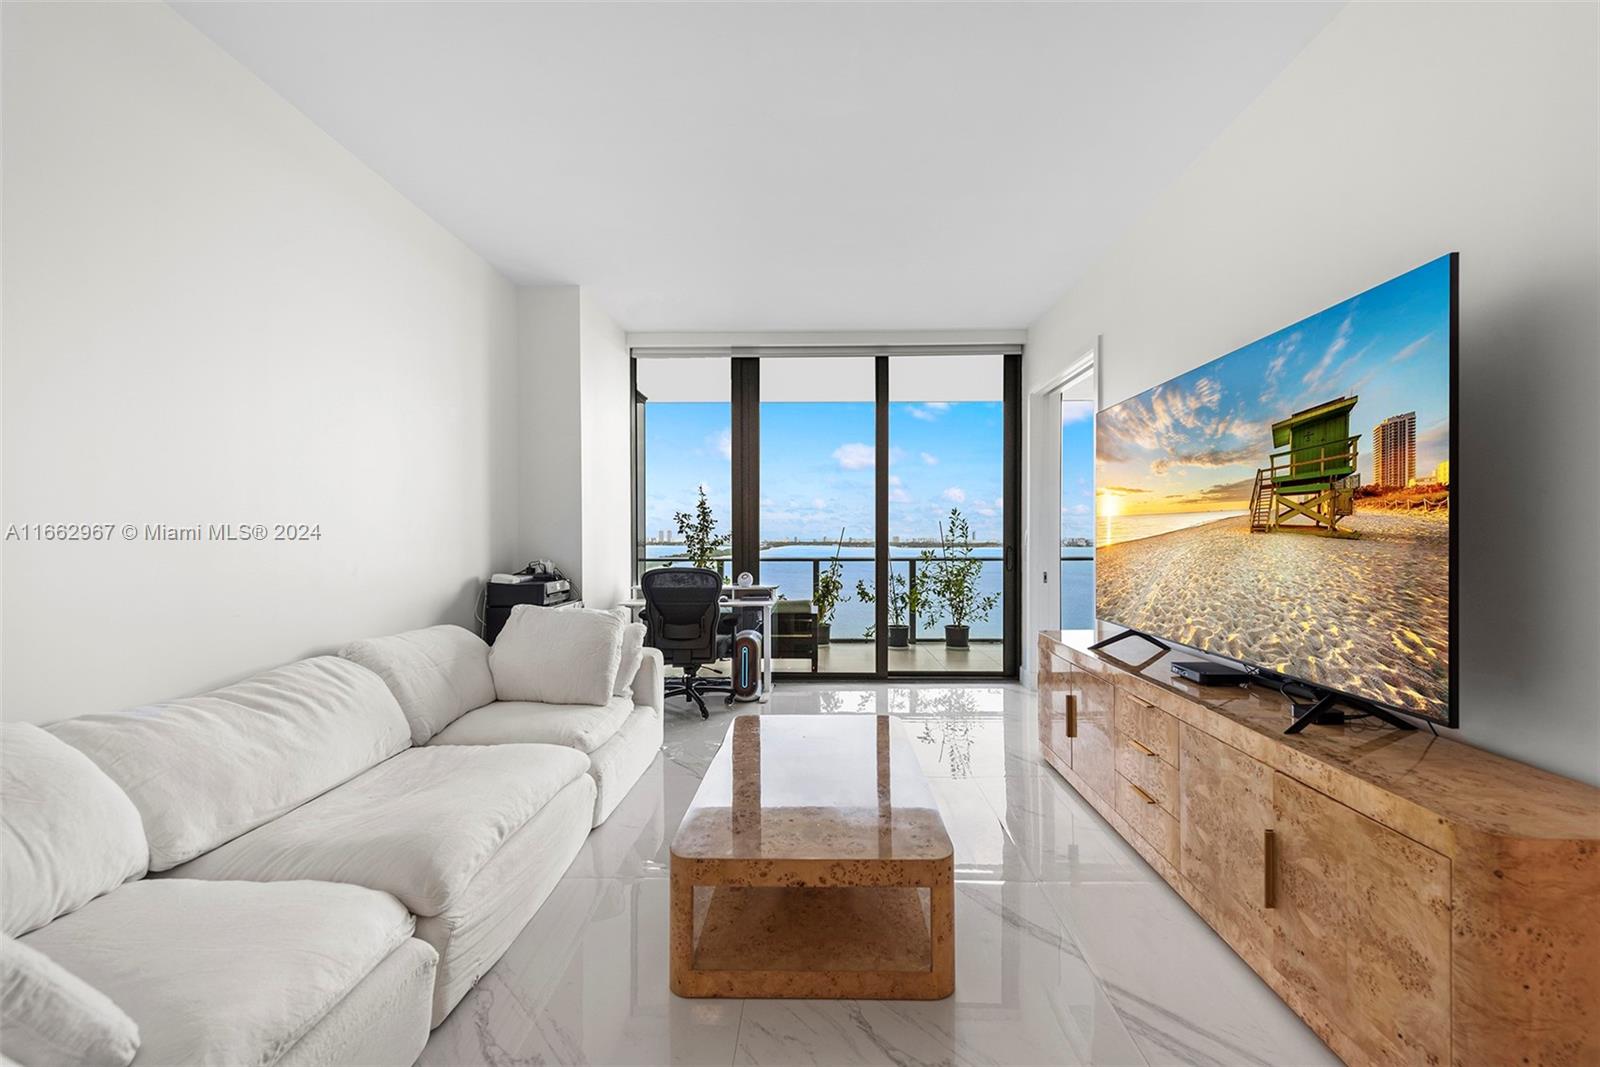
[883,354,1016,675]
[758,357,877,675]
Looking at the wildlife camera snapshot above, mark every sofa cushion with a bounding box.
[338,625,495,744]
[48,657,411,872]
[427,696,635,754]
[489,605,624,706]
[165,744,591,917]
[1,724,148,937]
[19,879,413,1067]
[0,935,140,1067]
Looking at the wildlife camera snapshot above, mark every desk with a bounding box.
[621,592,777,703]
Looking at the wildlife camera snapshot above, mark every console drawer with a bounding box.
[1116,773,1179,863]
[1115,736,1179,813]
[1115,688,1179,764]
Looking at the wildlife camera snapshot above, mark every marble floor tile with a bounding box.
[733,884,1144,1067]
[421,878,744,1067]
[1040,882,1339,1067]
[976,772,1151,885]
[926,777,1034,883]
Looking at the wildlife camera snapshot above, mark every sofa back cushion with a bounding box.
[0,935,140,1067]
[338,625,494,744]
[1,725,148,937]
[48,657,410,872]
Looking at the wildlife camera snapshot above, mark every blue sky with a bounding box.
[642,400,1004,543]
[1098,254,1452,514]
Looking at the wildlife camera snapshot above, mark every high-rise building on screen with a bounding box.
[1373,411,1417,487]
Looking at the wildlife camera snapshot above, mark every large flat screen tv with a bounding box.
[1096,254,1457,726]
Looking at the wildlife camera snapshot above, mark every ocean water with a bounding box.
[644,543,1096,638]
[1096,509,1245,548]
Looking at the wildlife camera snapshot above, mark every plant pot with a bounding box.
[816,623,832,646]
[944,624,970,649]
[888,624,910,648]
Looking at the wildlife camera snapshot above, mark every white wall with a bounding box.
[1023,2,1599,783]
[514,285,631,606]
[578,290,633,608]
[517,287,584,581]
[1,2,520,722]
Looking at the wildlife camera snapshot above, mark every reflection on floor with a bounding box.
[809,640,1006,674]
[420,682,1339,1067]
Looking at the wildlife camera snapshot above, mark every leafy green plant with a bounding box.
[813,527,850,627]
[927,508,1000,627]
[671,486,730,571]
[854,570,925,627]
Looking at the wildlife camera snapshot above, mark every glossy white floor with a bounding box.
[419,682,1340,1067]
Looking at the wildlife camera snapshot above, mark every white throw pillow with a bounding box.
[0,936,139,1067]
[489,605,625,706]
[0,725,148,938]
[614,622,647,700]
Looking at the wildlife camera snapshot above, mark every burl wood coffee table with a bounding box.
[670,714,955,999]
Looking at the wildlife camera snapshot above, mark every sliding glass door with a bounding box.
[885,355,1010,674]
[759,358,877,674]
[632,349,1019,678]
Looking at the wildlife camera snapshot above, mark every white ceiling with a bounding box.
[174,1,1340,332]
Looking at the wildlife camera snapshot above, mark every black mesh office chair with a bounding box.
[640,567,733,719]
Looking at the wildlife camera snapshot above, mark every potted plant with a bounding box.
[813,527,850,645]
[855,571,922,647]
[927,508,999,649]
[671,486,730,576]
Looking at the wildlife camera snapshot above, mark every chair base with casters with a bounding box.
[665,665,733,719]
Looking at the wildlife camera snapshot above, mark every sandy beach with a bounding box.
[1097,511,1450,718]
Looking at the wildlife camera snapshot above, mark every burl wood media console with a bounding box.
[1037,629,1599,1067]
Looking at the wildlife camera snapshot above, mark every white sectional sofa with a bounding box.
[0,621,664,1067]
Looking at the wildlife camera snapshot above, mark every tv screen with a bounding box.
[1095,254,1457,725]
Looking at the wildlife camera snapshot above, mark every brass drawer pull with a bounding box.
[1131,783,1159,806]
[1127,692,1155,709]
[1129,738,1158,758]
[1065,694,1077,739]
[1264,828,1278,909]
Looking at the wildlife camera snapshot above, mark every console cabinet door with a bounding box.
[1177,725,1274,964]
[1067,668,1118,803]
[1037,644,1077,767]
[1271,773,1451,1066]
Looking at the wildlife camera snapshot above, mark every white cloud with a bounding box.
[919,451,939,465]
[1060,402,1094,424]
[1303,313,1354,387]
[812,497,827,510]
[832,442,874,470]
[908,401,952,421]
[714,427,732,460]
[942,486,966,504]
[1390,333,1433,363]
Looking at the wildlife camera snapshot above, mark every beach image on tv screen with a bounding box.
[1096,255,1452,720]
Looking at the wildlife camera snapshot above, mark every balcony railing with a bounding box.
[633,551,1098,637]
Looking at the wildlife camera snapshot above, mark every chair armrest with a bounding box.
[632,647,664,716]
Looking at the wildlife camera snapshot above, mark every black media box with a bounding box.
[1171,660,1252,686]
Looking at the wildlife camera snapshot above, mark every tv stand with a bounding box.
[1281,689,1417,734]
[1037,629,1600,1067]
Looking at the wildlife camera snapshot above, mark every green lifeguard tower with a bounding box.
[1249,395,1361,537]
